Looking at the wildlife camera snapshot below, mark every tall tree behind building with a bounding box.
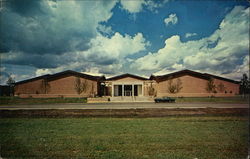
[240,74,250,97]
[6,76,15,96]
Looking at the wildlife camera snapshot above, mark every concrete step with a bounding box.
[87,97,110,103]
[110,96,154,102]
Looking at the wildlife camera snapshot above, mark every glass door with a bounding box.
[124,85,132,96]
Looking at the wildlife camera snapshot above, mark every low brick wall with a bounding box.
[87,97,110,103]
[157,93,238,97]
[18,94,86,98]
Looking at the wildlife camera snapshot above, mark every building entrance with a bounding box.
[113,84,142,97]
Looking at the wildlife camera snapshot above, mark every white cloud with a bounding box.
[185,33,198,38]
[222,56,249,80]
[35,69,52,76]
[83,67,104,76]
[145,0,169,13]
[164,13,178,26]
[120,0,146,13]
[153,68,175,76]
[97,25,114,36]
[35,62,91,77]
[120,0,168,14]
[2,0,136,78]
[34,32,149,77]
[5,29,150,79]
[132,6,249,80]
[132,35,186,71]
[1,0,118,56]
[84,32,149,59]
[126,58,134,63]
[0,71,31,85]
[0,67,6,72]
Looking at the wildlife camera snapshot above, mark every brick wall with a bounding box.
[15,79,44,95]
[15,75,98,97]
[155,75,239,97]
[144,81,157,96]
[213,78,239,95]
[15,74,240,98]
[48,76,98,97]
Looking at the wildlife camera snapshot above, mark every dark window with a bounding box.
[118,85,122,96]
[134,85,138,96]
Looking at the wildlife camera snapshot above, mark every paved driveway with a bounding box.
[0,102,248,110]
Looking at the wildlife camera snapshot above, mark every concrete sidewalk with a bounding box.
[0,102,249,110]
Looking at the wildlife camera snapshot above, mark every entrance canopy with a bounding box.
[106,73,148,97]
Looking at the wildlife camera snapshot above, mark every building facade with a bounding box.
[14,69,240,98]
[150,70,239,97]
[15,70,105,98]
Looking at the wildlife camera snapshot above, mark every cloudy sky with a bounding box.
[0,0,249,84]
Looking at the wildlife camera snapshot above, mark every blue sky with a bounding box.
[0,0,249,84]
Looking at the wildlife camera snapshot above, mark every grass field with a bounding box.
[0,96,87,105]
[175,96,249,103]
[0,116,248,159]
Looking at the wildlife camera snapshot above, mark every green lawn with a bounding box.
[175,96,249,103]
[0,96,87,105]
[0,116,248,159]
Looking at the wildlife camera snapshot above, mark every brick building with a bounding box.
[14,69,240,98]
[149,70,239,97]
[15,70,105,98]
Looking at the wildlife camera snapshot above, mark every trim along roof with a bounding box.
[150,69,239,84]
[107,73,148,81]
[15,70,105,85]
[150,69,209,81]
[15,69,239,85]
[203,73,240,84]
[15,74,51,85]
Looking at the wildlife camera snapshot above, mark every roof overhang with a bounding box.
[107,73,148,81]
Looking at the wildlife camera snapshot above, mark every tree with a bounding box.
[6,76,15,96]
[176,78,183,93]
[240,73,250,96]
[90,83,95,97]
[206,78,216,93]
[148,82,156,96]
[40,79,50,94]
[217,83,226,93]
[6,76,15,87]
[167,77,183,94]
[75,77,88,95]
